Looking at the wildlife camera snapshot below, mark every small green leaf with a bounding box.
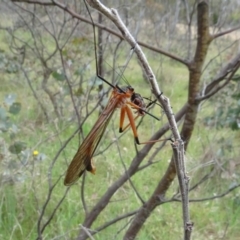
[232,74,240,82]
[0,119,12,132]
[62,85,71,95]
[4,93,17,106]
[74,67,85,76]
[9,124,19,139]
[88,76,103,87]
[9,141,27,154]
[0,122,7,132]
[52,71,65,81]
[11,124,19,134]
[62,49,68,56]
[232,93,240,100]
[6,62,19,73]
[72,37,87,45]
[9,102,21,115]
[74,87,84,96]
[0,52,8,69]
[0,107,7,120]
[230,121,240,130]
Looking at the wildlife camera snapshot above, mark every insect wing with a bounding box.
[64,96,118,185]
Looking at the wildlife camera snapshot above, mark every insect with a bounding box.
[64,86,156,185]
[64,1,161,186]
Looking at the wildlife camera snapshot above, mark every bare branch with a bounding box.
[172,183,240,203]
[172,140,193,240]
[196,59,240,102]
[11,0,190,67]
[212,25,240,39]
[95,210,137,234]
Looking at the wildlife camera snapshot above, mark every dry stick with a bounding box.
[197,61,240,102]
[94,210,138,234]
[196,53,240,102]
[79,225,95,240]
[172,140,193,240]
[171,182,240,203]
[212,24,240,39]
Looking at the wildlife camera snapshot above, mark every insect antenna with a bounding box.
[143,97,163,109]
[114,46,136,87]
[84,0,125,93]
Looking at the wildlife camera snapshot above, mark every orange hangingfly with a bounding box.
[64,85,156,186]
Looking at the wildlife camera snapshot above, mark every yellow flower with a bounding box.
[33,150,39,156]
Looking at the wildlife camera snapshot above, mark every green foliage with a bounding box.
[212,12,219,25]
[0,4,240,240]
[204,75,240,131]
[9,102,21,115]
[52,70,65,81]
[0,94,21,133]
[8,141,26,154]
[0,50,19,74]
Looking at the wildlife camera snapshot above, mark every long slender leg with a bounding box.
[119,107,126,133]
[121,115,140,133]
[125,105,140,144]
[124,105,171,145]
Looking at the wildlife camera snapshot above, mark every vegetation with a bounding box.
[0,0,240,240]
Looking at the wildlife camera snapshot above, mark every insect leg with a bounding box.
[119,107,126,133]
[124,105,140,144]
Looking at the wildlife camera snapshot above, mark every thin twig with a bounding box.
[12,0,190,67]
[172,140,193,240]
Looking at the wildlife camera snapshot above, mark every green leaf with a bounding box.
[4,93,17,106]
[216,107,224,118]
[232,74,240,82]
[52,71,65,81]
[88,76,103,87]
[9,124,19,139]
[72,37,87,45]
[230,121,240,130]
[232,93,240,100]
[62,85,71,95]
[9,141,27,154]
[62,49,68,56]
[10,124,19,134]
[9,102,21,115]
[74,67,85,76]
[0,107,7,120]
[0,52,8,69]
[0,119,12,132]
[74,87,84,96]
[6,62,19,73]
